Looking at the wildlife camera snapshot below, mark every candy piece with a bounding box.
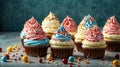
[21,54,23,57]
[1,56,7,62]
[0,47,2,52]
[7,46,13,52]
[84,59,90,64]
[62,58,68,64]
[46,54,53,61]
[13,44,18,49]
[13,54,15,57]
[5,54,10,60]
[68,56,74,62]
[115,54,119,59]
[112,60,119,66]
[13,44,18,50]
[38,58,43,63]
[19,57,21,60]
[22,56,28,62]
[77,57,82,61]
[14,58,17,61]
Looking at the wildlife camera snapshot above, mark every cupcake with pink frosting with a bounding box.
[50,25,74,58]
[74,15,97,52]
[20,17,49,57]
[61,16,77,40]
[82,26,106,59]
[103,16,120,52]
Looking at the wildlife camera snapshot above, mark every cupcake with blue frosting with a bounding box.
[50,25,74,58]
[20,17,49,57]
[74,15,97,52]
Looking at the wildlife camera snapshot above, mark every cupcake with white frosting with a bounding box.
[42,12,60,39]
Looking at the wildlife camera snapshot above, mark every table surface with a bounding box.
[0,32,120,67]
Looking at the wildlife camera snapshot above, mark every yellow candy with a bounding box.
[112,60,119,66]
[14,44,17,48]
[7,46,13,52]
[46,54,53,61]
[22,56,28,62]
[13,44,18,49]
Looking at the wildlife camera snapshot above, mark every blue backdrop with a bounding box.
[0,0,120,31]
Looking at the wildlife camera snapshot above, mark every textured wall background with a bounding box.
[0,0,120,32]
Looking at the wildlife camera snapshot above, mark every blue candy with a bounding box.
[68,56,74,62]
[1,56,7,62]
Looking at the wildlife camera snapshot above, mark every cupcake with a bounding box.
[103,16,120,52]
[61,16,77,40]
[82,26,107,59]
[42,12,60,39]
[20,17,49,57]
[74,15,97,52]
[50,25,74,58]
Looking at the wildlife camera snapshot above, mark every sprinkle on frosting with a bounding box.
[51,25,71,42]
[85,26,103,42]
[103,16,120,34]
[61,16,77,32]
[84,14,96,28]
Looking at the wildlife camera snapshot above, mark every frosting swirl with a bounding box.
[61,16,77,35]
[24,17,46,40]
[84,15,96,28]
[103,16,120,34]
[21,17,49,46]
[42,12,60,33]
[24,38,49,46]
[74,15,97,42]
[82,26,106,48]
[51,25,71,41]
[85,26,103,42]
[50,25,74,48]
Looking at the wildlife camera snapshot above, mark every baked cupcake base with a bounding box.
[83,48,105,59]
[75,42,83,52]
[106,41,120,52]
[21,39,49,57]
[51,47,74,59]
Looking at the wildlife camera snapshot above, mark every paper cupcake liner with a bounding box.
[51,47,74,59]
[75,42,83,52]
[106,41,120,52]
[83,48,105,59]
[21,39,49,57]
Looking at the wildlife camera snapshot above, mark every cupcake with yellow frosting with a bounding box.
[42,12,60,39]
[61,16,77,40]
[50,25,74,58]
[20,17,49,57]
[74,15,97,52]
[103,16,120,52]
[82,26,106,59]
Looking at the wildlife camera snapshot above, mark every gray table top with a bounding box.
[0,32,120,67]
